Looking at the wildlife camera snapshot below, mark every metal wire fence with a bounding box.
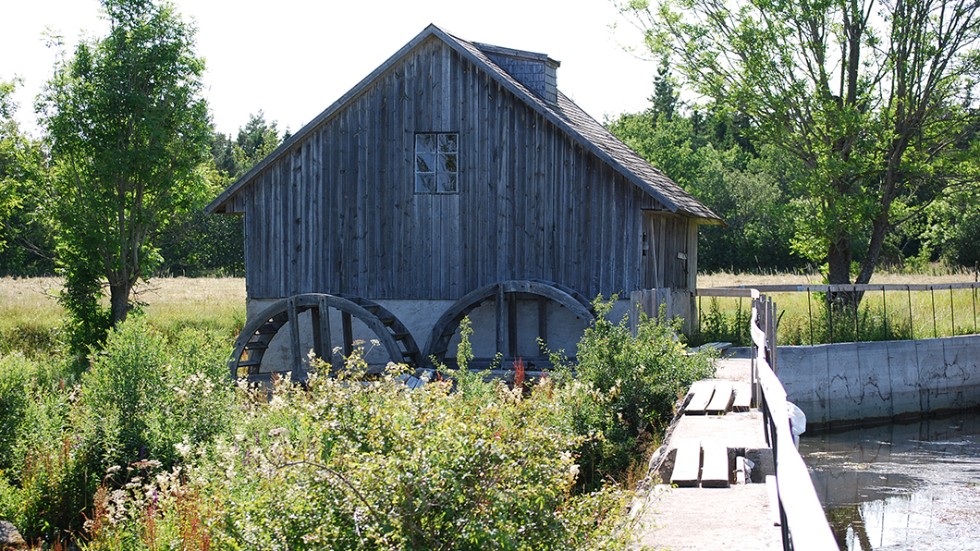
[692,283,980,346]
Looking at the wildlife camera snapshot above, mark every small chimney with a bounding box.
[475,43,560,105]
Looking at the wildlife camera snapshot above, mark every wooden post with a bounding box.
[314,295,335,369]
[286,297,306,379]
[496,284,506,357]
[342,311,354,358]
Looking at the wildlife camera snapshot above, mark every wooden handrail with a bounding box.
[696,287,760,298]
[750,295,839,551]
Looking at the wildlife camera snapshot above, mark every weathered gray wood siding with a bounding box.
[641,213,693,290]
[242,37,681,301]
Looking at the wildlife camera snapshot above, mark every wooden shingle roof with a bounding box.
[207,24,721,223]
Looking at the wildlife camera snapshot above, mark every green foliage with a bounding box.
[0,79,51,274]
[693,297,750,346]
[0,353,85,539]
[60,262,114,359]
[607,89,802,272]
[0,80,25,253]
[559,299,715,488]
[922,184,980,269]
[79,364,630,550]
[77,316,231,470]
[0,317,231,542]
[615,0,980,285]
[1,314,665,548]
[39,0,212,349]
[777,296,914,345]
[154,202,245,277]
[154,112,281,278]
[0,300,717,547]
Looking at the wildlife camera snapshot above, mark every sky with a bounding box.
[1,0,659,137]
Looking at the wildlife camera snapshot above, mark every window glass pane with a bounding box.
[416,152,435,173]
[439,133,458,153]
[416,133,436,153]
[437,173,457,193]
[440,153,457,173]
[415,133,458,194]
[416,173,436,193]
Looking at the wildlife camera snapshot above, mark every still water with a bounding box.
[799,411,980,551]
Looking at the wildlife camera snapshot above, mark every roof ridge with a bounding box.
[206,24,719,223]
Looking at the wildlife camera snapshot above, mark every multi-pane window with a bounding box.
[415,133,458,193]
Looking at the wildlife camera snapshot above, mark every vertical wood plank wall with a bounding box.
[641,212,692,290]
[242,37,687,301]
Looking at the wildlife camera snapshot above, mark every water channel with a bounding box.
[799,410,980,550]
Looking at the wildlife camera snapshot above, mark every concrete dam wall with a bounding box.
[778,334,980,429]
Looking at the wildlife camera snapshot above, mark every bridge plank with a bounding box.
[685,381,715,415]
[706,382,734,414]
[670,439,701,487]
[732,382,752,411]
[700,444,730,488]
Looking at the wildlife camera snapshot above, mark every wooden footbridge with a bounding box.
[632,289,838,551]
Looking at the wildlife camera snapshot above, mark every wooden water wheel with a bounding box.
[229,293,422,382]
[422,279,595,369]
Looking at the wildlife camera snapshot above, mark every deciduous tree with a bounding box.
[39,0,210,351]
[616,0,980,293]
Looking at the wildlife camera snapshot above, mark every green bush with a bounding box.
[692,297,751,346]
[77,316,232,470]
[0,318,233,543]
[561,300,715,488]
[0,323,62,359]
[83,360,631,550]
[2,307,716,548]
[0,353,85,539]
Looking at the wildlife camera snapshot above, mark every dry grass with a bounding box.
[0,277,246,354]
[0,277,64,332]
[2,268,977,354]
[695,268,980,344]
[133,277,245,329]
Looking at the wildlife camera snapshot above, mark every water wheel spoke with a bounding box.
[423,280,596,368]
[230,293,423,380]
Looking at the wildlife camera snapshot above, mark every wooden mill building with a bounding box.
[207,24,721,378]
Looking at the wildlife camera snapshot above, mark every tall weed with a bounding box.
[3,307,717,549]
[84,368,631,550]
[77,317,232,470]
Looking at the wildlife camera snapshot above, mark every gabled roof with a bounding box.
[206,24,721,223]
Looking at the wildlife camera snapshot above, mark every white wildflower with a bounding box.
[175,441,193,458]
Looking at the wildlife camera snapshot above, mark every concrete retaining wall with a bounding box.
[778,335,980,429]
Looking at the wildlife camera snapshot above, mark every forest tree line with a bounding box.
[607,66,980,274]
[6,78,978,281]
[0,84,280,279]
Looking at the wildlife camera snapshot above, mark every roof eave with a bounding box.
[206,23,723,224]
[206,23,450,215]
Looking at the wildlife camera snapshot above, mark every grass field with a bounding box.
[1,269,977,355]
[697,270,980,345]
[0,276,245,355]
